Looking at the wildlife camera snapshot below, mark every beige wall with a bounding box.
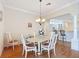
[64,20,73,32]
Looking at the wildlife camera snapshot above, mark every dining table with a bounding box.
[24,33,50,55]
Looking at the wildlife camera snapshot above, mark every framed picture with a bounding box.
[28,22,32,28]
[0,11,2,21]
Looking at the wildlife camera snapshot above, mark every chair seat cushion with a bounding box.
[42,43,49,46]
[41,40,49,46]
[26,43,35,47]
[9,40,18,43]
[27,47,35,49]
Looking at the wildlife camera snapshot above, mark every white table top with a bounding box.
[26,34,50,43]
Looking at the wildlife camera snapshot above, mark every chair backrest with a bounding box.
[48,32,55,47]
[20,34,36,51]
[20,34,27,50]
[54,34,58,45]
[49,32,58,49]
[6,32,13,42]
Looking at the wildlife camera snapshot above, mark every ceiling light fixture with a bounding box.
[36,0,45,25]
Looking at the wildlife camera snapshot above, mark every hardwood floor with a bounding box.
[0,41,79,58]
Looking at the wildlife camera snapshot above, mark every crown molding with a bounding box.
[2,0,39,15]
[2,0,79,17]
[4,5,39,15]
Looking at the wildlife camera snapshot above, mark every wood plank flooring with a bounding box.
[0,41,79,58]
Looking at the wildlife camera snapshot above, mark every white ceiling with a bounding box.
[2,0,79,17]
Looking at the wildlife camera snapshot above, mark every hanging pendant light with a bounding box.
[36,0,45,25]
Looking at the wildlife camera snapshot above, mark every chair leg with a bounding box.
[40,47,42,54]
[35,51,37,56]
[35,47,37,56]
[48,50,50,58]
[22,46,24,55]
[22,49,24,55]
[13,45,14,51]
[54,48,56,56]
[12,41,14,51]
[25,51,27,58]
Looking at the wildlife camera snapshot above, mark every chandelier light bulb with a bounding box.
[42,19,45,22]
[36,18,40,22]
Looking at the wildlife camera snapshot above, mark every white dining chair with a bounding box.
[6,32,19,51]
[20,34,37,58]
[41,32,58,58]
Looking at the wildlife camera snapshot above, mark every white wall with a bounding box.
[0,0,4,56]
[5,8,39,33]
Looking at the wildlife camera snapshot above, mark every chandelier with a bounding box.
[36,0,45,25]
